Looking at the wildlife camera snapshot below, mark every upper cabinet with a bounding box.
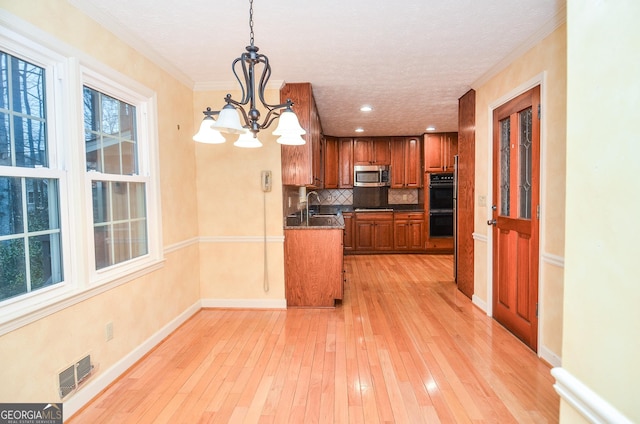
[390,136,422,188]
[338,138,354,188]
[353,137,391,165]
[280,82,323,187]
[324,136,339,189]
[424,132,458,172]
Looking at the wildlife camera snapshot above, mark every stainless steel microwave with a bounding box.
[354,165,390,187]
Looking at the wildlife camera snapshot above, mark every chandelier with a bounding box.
[193,0,306,148]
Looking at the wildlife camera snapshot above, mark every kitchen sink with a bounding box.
[285,212,343,227]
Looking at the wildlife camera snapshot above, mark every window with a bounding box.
[0,21,162,333]
[0,50,64,303]
[83,87,148,270]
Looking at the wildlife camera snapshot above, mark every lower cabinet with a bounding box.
[284,229,344,307]
[354,212,394,252]
[346,211,427,253]
[343,212,354,252]
[394,212,425,251]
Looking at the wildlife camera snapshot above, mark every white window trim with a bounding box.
[0,13,163,336]
[80,66,163,286]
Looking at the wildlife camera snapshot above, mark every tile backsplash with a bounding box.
[283,186,421,217]
[388,188,419,205]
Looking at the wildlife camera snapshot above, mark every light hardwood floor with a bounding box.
[68,254,559,423]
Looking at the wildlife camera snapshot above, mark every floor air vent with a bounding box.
[58,354,96,399]
[58,365,76,398]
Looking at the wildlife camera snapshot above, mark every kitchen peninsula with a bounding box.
[283,212,345,307]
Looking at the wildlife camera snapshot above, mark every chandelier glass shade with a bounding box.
[192,109,225,144]
[233,130,263,148]
[194,0,306,147]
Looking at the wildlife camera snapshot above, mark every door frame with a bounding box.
[485,72,548,354]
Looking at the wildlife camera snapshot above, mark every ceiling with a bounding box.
[69,0,564,137]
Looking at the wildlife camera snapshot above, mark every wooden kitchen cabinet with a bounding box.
[284,228,343,307]
[343,212,354,251]
[354,211,394,251]
[353,137,391,165]
[324,136,339,189]
[280,82,323,187]
[394,211,426,251]
[338,138,354,188]
[424,132,458,172]
[390,136,422,188]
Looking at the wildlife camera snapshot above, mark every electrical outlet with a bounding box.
[478,195,487,207]
[105,322,113,341]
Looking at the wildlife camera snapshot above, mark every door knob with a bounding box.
[487,219,497,226]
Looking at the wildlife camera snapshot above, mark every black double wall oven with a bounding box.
[428,173,454,238]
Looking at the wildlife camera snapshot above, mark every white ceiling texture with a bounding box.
[69,0,565,137]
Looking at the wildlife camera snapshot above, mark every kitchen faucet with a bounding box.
[306,191,320,225]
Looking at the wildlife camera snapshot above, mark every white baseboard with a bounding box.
[552,367,633,424]
[472,294,488,313]
[539,345,562,368]
[201,298,287,309]
[63,301,202,420]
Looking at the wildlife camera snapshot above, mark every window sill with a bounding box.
[0,259,165,337]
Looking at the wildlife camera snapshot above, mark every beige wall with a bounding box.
[473,24,567,359]
[193,89,286,300]
[562,0,640,422]
[0,0,201,403]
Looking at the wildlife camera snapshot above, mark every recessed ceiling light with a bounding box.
[360,105,373,112]
[426,126,436,132]
[355,128,364,133]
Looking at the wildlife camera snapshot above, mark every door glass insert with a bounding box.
[499,117,510,216]
[519,107,532,219]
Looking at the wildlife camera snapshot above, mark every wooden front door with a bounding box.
[490,86,540,351]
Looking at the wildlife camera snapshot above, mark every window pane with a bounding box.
[103,136,120,174]
[113,222,130,263]
[10,55,46,118]
[0,53,8,108]
[29,232,63,290]
[0,112,10,166]
[14,115,47,167]
[129,182,146,219]
[83,86,100,132]
[94,225,110,269]
[0,176,24,236]
[101,94,120,136]
[120,103,136,141]
[27,178,59,232]
[519,108,533,219]
[499,117,511,216]
[121,141,136,175]
[85,131,100,172]
[112,182,128,221]
[92,181,147,270]
[0,238,27,301]
[0,50,47,169]
[83,87,137,176]
[92,181,110,223]
[131,220,148,258]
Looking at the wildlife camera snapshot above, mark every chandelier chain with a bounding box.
[249,0,255,47]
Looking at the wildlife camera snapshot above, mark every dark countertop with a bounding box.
[283,204,425,229]
[284,212,345,229]
[318,205,425,214]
